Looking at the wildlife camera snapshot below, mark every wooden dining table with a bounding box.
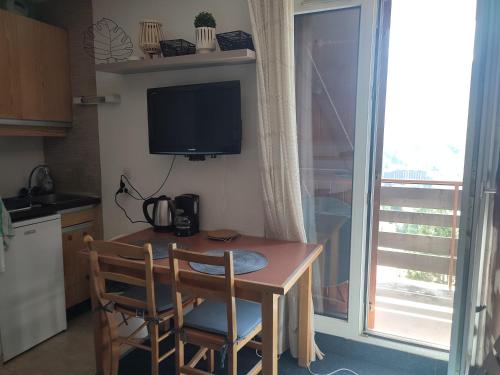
[87,228,323,375]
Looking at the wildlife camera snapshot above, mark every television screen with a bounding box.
[147,81,242,157]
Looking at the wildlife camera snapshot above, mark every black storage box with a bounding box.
[216,31,255,51]
[160,39,196,57]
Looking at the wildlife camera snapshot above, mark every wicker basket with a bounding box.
[216,31,254,51]
[160,39,196,57]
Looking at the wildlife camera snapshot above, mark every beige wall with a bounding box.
[0,137,45,197]
[93,0,264,239]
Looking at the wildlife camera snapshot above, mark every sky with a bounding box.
[382,0,477,182]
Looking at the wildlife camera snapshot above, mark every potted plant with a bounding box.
[194,11,216,54]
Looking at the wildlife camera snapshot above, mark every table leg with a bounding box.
[298,265,312,367]
[262,292,279,375]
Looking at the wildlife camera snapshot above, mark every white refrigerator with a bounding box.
[0,214,67,362]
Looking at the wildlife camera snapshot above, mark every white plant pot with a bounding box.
[195,27,216,54]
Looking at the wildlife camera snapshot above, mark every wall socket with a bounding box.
[122,169,131,179]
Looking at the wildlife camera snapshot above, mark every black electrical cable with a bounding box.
[114,192,148,224]
[120,155,177,201]
[125,190,143,201]
[144,155,177,199]
[120,174,146,200]
[114,156,177,223]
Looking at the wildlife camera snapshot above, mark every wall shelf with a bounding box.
[95,49,256,75]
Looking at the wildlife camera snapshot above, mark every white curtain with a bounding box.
[473,0,500,366]
[247,0,321,361]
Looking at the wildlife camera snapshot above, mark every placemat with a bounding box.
[189,249,268,275]
[120,239,185,260]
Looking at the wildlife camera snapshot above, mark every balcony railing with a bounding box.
[377,179,462,288]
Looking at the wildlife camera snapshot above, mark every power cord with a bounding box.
[254,350,359,375]
[114,156,177,223]
[114,192,147,224]
[307,364,360,375]
[120,156,177,201]
[119,175,144,200]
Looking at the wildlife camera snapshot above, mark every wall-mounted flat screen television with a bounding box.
[147,81,242,160]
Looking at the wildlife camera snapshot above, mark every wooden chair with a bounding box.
[85,235,192,375]
[169,244,263,375]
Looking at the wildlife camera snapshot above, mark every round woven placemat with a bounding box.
[189,249,268,275]
[120,239,185,260]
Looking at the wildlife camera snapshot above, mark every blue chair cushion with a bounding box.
[183,299,261,339]
[119,283,176,313]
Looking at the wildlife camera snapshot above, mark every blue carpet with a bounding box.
[315,334,448,375]
[118,332,447,374]
[274,350,405,375]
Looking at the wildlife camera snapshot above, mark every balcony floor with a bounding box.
[371,267,453,349]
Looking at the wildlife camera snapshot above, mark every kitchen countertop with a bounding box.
[33,195,101,212]
[3,194,101,223]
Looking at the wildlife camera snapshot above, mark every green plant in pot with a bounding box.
[194,11,217,54]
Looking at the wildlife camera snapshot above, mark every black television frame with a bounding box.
[147,80,242,160]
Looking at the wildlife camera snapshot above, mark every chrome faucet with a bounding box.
[27,164,50,202]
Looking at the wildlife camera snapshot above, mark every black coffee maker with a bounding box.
[174,194,199,237]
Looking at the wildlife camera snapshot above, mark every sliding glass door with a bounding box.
[295,7,361,320]
[295,2,486,371]
[367,0,477,349]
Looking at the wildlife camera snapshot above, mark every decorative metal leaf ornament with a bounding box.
[83,18,133,62]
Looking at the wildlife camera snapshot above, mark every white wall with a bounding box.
[0,137,45,197]
[93,0,264,239]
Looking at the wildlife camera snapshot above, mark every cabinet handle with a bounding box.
[24,229,36,236]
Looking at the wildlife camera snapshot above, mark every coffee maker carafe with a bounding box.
[174,194,199,237]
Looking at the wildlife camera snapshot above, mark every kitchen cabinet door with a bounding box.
[0,9,72,123]
[62,221,96,308]
[62,229,78,307]
[0,10,22,119]
[37,21,72,122]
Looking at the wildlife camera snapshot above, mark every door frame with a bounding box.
[295,0,447,360]
[295,0,378,345]
[448,0,499,373]
[366,0,392,330]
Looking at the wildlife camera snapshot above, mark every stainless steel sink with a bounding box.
[31,193,90,206]
[5,193,100,222]
[3,197,32,212]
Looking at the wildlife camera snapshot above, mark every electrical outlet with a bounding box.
[116,176,125,195]
[122,168,131,179]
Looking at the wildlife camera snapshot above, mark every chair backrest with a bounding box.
[84,235,158,318]
[168,244,237,343]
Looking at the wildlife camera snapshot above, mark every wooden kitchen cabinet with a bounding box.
[0,10,21,119]
[0,9,72,126]
[61,207,101,309]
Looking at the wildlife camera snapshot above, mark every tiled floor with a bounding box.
[0,313,95,375]
[0,311,446,375]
